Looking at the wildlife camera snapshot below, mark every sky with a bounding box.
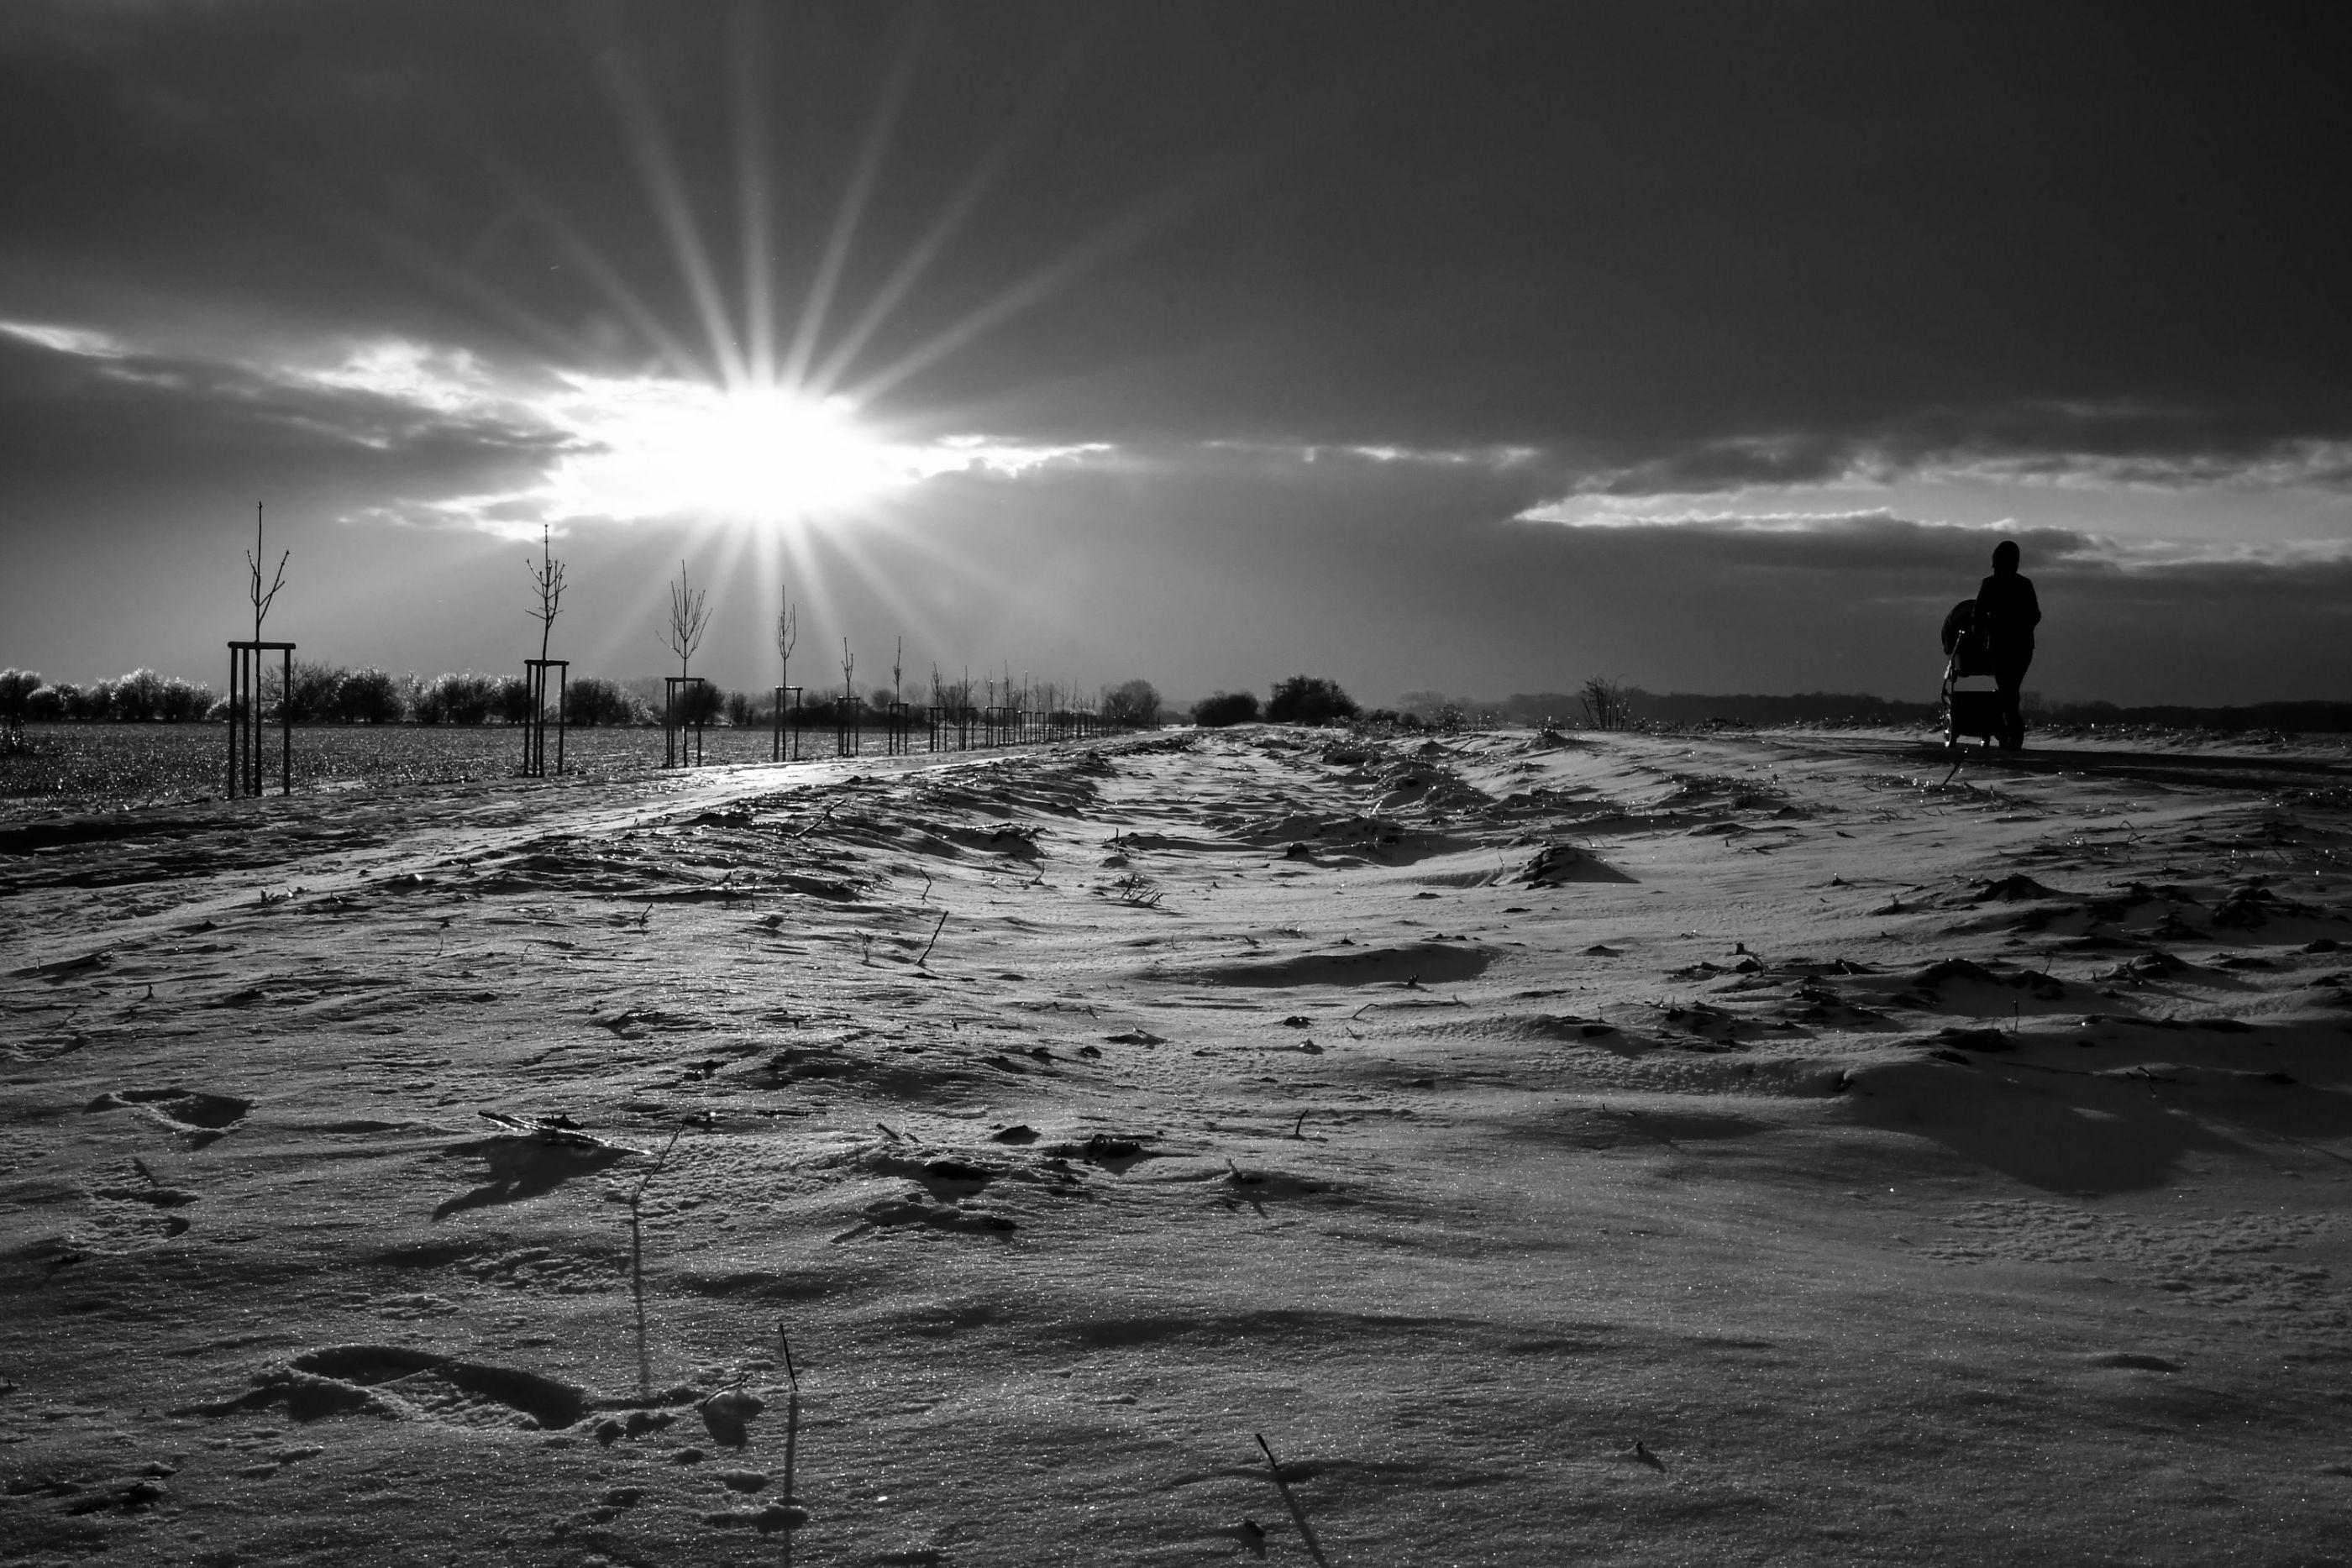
[3,1,2349,709]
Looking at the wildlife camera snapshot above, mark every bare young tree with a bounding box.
[775,584,797,693]
[528,522,566,663]
[840,637,855,705]
[661,560,710,683]
[247,501,288,642]
[892,636,903,705]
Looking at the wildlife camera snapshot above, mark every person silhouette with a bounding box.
[1973,539,2041,749]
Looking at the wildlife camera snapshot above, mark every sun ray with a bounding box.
[843,169,1225,407]
[487,155,715,382]
[778,18,925,394]
[600,42,751,388]
[580,545,691,684]
[803,18,1113,401]
[827,33,1352,409]
[737,513,790,685]
[806,130,1021,401]
[770,525,832,683]
[799,511,955,665]
[846,490,1047,639]
[701,513,766,681]
[729,1,775,386]
[790,537,858,684]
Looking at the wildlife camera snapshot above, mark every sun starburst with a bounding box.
[544,380,906,524]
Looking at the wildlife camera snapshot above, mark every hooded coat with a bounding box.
[1974,565,2041,656]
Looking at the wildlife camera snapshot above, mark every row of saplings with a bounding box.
[1189,674,1431,730]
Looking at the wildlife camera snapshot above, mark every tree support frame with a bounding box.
[225,640,295,799]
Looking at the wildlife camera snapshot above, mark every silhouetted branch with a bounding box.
[776,584,797,690]
[246,502,289,642]
[528,523,566,663]
[660,560,710,680]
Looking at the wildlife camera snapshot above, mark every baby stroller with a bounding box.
[1940,600,2004,753]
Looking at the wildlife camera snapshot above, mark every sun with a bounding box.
[544,377,909,523]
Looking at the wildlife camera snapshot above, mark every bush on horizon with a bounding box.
[163,677,210,721]
[797,694,870,727]
[563,677,643,727]
[1190,690,1260,727]
[333,668,405,724]
[1100,679,1161,728]
[666,681,724,726]
[1266,674,1359,726]
[110,669,166,721]
[42,682,92,720]
[265,660,343,723]
[411,671,500,726]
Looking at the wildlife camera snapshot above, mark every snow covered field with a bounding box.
[0,723,826,821]
[5,725,2349,1565]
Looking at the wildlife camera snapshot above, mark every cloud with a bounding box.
[1934,443,2352,493]
[1547,401,2352,502]
[1565,435,1867,496]
[0,319,126,357]
[0,326,566,522]
[1514,504,2352,573]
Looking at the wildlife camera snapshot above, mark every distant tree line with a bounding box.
[0,662,663,728]
[3,668,217,724]
[2,654,1189,744]
[0,661,1179,733]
